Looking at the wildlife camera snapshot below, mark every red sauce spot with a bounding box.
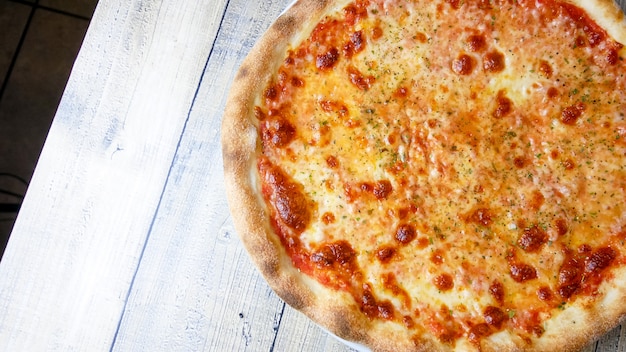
[414,32,428,43]
[605,44,622,65]
[403,316,415,329]
[562,158,576,170]
[557,254,583,299]
[533,325,545,337]
[322,212,336,225]
[382,273,412,308]
[316,47,340,70]
[376,246,397,264]
[585,247,616,273]
[371,26,383,40]
[373,180,393,199]
[394,86,409,98]
[347,65,375,90]
[550,149,560,159]
[519,226,545,251]
[291,76,304,87]
[343,0,369,26]
[319,100,349,117]
[483,51,506,72]
[360,182,373,193]
[361,284,395,320]
[477,0,492,10]
[433,273,454,291]
[561,102,586,125]
[452,54,475,75]
[561,2,607,47]
[395,224,417,245]
[343,31,365,58]
[538,60,553,78]
[261,118,296,148]
[528,191,545,211]
[254,106,266,120]
[555,218,568,236]
[446,0,462,9]
[484,306,507,328]
[264,86,277,101]
[397,207,410,220]
[311,240,356,268]
[417,237,430,248]
[513,156,527,168]
[469,207,493,226]
[537,286,553,301]
[326,155,339,168]
[468,323,491,345]
[547,87,559,99]
[509,262,538,282]
[258,159,311,233]
[493,90,513,118]
[430,250,444,265]
[575,35,587,48]
[466,34,486,52]
[489,280,505,304]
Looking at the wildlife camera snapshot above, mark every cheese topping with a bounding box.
[256,0,626,348]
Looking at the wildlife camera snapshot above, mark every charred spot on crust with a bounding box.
[272,14,297,34]
[236,66,249,80]
[277,285,308,311]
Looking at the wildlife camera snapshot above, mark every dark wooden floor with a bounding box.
[0,0,98,259]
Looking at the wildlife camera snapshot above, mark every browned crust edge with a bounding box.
[221,0,626,351]
[221,0,377,347]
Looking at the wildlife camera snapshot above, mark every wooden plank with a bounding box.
[109,0,296,350]
[273,306,357,351]
[0,0,225,350]
[597,326,622,352]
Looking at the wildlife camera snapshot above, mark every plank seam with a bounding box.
[108,0,232,349]
[268,303,286,352]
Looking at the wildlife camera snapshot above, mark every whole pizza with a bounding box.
[222,0,626,350]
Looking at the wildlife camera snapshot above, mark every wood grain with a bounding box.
[112,0,298,350]
[0,0,230,350]
[0,0,625,351]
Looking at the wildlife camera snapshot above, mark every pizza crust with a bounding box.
[571,0,626,44]
[222,0,626,350]
[222,0,341,322]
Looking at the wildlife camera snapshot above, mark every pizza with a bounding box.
[221,0,626,350]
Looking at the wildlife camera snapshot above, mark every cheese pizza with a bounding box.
[222,0,626,350]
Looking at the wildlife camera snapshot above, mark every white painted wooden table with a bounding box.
[0,0,625,351]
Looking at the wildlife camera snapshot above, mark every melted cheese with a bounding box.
[257,0,626,349]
